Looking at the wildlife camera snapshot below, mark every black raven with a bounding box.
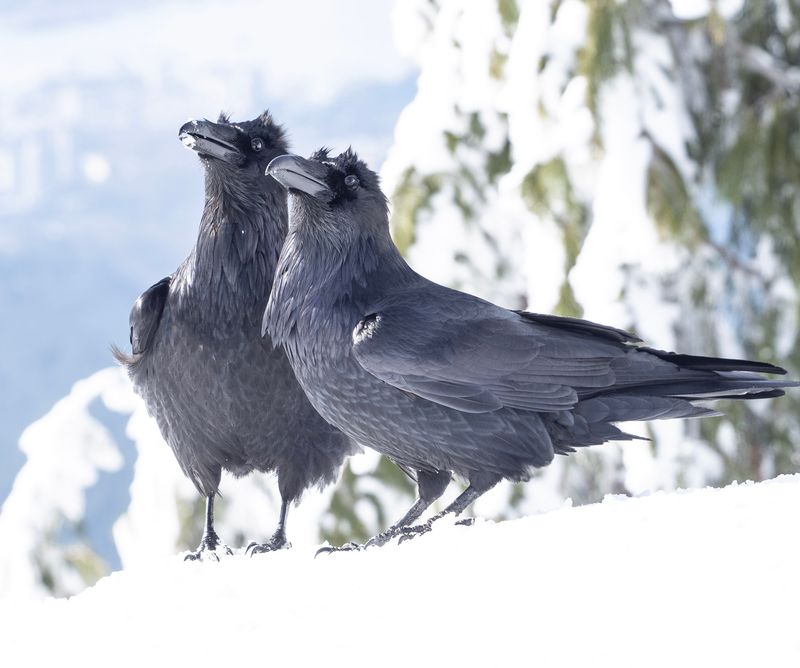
[264,148,798,549]
[114,113,354,560]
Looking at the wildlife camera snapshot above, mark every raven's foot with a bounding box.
[245,534,292,557]
[397,513,475,545]
[314,542,363,557]
[184,532,233,562]
[315,525,417,556]
[363,526,411,549]
[370,515,476,546]
[397,521,433,545]
[316,516,477,555]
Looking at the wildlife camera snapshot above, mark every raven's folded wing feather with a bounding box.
[351,290,623,414]
[130,276,171,355]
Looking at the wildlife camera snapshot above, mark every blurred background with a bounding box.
[1,0,799,599]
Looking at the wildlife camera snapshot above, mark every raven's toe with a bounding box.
[314,542,362,557]
[396,513,476,545]
[246,536,292,557]
[184,532,233,562]
[363,524,419,548]
[396,521,433,545]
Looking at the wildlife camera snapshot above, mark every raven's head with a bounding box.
[179,110,288,176]
[266,147,388,240]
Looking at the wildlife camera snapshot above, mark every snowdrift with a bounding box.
[3,475,799,667]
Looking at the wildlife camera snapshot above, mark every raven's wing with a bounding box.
[129,276,171,355]
[352,287,629,414]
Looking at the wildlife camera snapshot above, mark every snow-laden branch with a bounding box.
[734,41,800,96]
[659,12,800,96]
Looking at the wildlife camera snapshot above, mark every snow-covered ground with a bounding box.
[3,475,798,667]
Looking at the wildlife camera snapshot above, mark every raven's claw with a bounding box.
[184,531,233,562]
[246,536,291,556]
[315,542,362,557]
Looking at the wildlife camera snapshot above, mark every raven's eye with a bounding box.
[251,138,264,152]
[344,174,359,189]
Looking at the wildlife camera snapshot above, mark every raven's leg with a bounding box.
[246,497,292,556]
[184,494,233,562]
[316,469,451,555]
[398,472,502,543]
[364,469,452,547]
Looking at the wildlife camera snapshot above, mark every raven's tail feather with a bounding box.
[637,346,787,375]
[552,370,798,453]
[606,374,795,403]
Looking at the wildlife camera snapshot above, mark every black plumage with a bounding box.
[264,149,798,547]
[114,113,354,559]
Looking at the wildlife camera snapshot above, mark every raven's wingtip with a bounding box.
[745,362,789,375]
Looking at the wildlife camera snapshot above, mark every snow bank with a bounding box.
[4,475,798,667]
[0,369,129,598]
[0,367,345,598]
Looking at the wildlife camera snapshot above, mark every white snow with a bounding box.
[3,475,799,667]
[0,369,126,599]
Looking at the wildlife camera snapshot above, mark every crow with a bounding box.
[113,113,354,560]
[264,148,798,549]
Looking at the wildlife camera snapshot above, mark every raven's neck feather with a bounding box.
[176,171,286,333]
[266,224,413,365]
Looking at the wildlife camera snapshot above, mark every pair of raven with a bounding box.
[117,111,797,558]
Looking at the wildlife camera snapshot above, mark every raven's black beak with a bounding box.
[179,119,244,165]
[267,154,332,200]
